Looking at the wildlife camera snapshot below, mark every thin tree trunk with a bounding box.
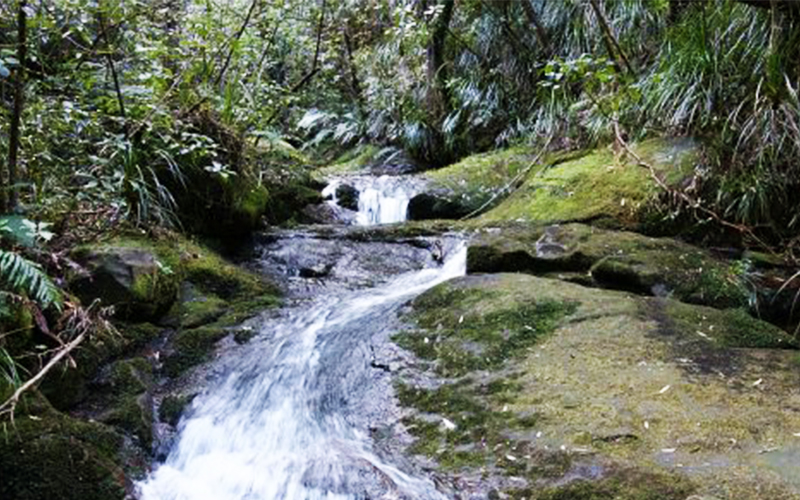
[261,0,327,126]
[98,10,128,138]
[426,0,455,121]
[343,27,363,104]
[520,0,550,53]
[214,0,259,88]
[6,0,28,212]
[588,0,635,76]
[289,0,327,93]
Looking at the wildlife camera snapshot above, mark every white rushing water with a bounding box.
[138,244,466,500]
[322,177,425,225]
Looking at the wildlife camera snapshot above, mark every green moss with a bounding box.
[316,145,380,178]
[85,234,280,321]
[0,409,126,500]
[164,325,229,376]
[264,184,324,225]
[466,223,750,310]
[663,301,798,349]
[96,357,154,447]
[159,394,196,426]
[523,469,695,500]
[0,301,34,355]
[181,246,279,302]
[232,184,270,226]
[104,394,153,448]
[419,146,543,215]
[396,282,576,376]
[108,357,152,395]
[180,294,228,328]
[398,380,546,474]
[117,322,163,346]
[480,138,698,227]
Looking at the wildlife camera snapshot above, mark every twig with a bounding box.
[0,331,87,419]
[459,134,554,220]
[588,0,635,76]
[611,118,772,251]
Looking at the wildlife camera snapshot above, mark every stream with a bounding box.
[138,179,460,499]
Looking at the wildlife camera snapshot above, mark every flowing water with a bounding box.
[321,177,425,225]
[138,239,466,500]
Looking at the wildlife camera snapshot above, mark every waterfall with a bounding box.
[137,244,466,500]
[322,176,424,225]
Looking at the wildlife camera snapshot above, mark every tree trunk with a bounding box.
[214,0,259,88]
[6,0,28,212]
[343,27,363,105]
[426,0,455,122]
[520,0,550,53]
[98,9,128,138]
[588,0,635,76]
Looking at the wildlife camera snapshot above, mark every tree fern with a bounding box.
[0,250,63,312]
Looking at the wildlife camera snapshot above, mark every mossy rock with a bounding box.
[0,300,34,356]
[177,293,228,329]
[159,393,196,427]
[395,274,800,498]
[264,184,324,225]
[478,137,698,227]
[39,323,162,411]
[163,325,229,377]
[76,234,280,309]
[661,301,798,349]
[69,246,179,321]
[101,393,154,449]
[0,401,127,500]
[408,145,541,221]
[466,223,751,310]
[527,469,695,500]
[396,280,577,377]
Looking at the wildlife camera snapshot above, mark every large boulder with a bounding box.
[70,246,178,321]
[466,223,752,310]
[409,137,698,226]
[477,137,698,227]
[393,273,799,498]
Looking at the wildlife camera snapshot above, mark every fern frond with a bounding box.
[0,250,63,312]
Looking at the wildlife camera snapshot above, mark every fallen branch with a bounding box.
[611,118,772,252]
[0,331,86,419]
[459,134,554,220]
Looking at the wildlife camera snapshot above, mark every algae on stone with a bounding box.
[395,273,800,499]
[478,138,698,227]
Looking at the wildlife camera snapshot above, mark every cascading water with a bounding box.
[322,177,425,225]
[138,242,466,500]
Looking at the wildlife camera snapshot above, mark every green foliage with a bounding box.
[0,250,62,312]
[0,348,22,398]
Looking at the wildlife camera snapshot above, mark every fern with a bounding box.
[0,348,22,391]
[0,250,63,312]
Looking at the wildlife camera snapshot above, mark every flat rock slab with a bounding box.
[395,273,800,499]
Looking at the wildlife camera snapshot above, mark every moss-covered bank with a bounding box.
[0,395,127,500]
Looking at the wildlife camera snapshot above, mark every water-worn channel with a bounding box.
[139,179,459,499]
